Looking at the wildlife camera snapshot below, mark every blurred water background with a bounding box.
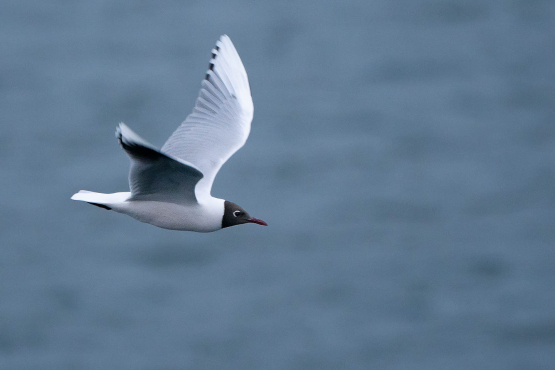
[1,0,555,369]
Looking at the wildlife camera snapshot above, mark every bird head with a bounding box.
[222,201,267,228]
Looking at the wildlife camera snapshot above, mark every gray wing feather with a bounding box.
[117,123,203,204]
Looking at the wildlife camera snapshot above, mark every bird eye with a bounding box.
[233,210,242,217]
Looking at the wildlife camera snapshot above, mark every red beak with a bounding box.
[247,217,267,226]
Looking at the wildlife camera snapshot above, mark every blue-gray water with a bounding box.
[1,1,555,369]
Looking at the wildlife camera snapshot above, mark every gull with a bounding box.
[71,35,267,232]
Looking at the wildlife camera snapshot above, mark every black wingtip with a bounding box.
[116,125,125,147]
[116,128,129,150]
[116,127,158,159]
[205,44,220,81]
[87,202,112,210]
[205,61,216,81]
[204,35,225,80]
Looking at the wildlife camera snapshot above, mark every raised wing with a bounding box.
[161,35,254,200]
[117,123,203,204]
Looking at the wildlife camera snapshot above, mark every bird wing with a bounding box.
[161,35,254,200]
[117,123,203,204]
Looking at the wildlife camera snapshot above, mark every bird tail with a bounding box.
[71,190,130,210]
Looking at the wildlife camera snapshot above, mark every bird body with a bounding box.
[72,190,226,232]
[71,35,266,232]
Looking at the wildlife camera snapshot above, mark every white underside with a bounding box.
[71,191,225,232]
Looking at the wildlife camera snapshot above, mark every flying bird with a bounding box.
[71,35,267,232]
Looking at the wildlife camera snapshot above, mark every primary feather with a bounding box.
[161,35,254,200]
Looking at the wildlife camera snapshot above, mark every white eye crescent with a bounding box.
[233,210,241,217]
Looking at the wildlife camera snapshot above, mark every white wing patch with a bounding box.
[161,35,254,201]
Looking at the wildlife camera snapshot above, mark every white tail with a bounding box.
[71,190,130,210]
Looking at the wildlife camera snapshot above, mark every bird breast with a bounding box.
[114,197,225,232]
